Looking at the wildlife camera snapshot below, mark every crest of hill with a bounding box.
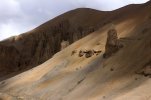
[0,2,150,80]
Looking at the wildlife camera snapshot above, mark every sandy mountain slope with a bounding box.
[0,1,147,79]
[0,1,151,100]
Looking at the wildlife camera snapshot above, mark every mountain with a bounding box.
[0,1,151,100]
[0,2,143,79]
[0,8,107,79]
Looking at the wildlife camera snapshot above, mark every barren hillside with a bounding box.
[0,8,106,79]
[0,1,147,79]
[0,1,151,100]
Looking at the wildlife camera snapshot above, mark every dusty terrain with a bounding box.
[0,1,151,100]
[0,0,148,79]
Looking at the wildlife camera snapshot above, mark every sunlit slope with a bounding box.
[0,0,151,100]
[0,1,151,100]
[0,0,149,79]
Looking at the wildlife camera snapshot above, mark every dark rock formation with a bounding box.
[103,28,123,58]
[84,50,94,58]
[0,44,20,76]
[77,50,101,58]
[79,50,85,57]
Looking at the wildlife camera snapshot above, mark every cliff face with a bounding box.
[0,26,96,78]
[0,1,149,78]
[0,8,107,78]
[0,44,20,76]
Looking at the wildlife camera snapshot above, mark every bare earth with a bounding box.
[0,1,151,100]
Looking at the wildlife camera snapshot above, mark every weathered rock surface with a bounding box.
[0,1,151,99]
[0,8,108,79]
[77,50,101,58]
[0,3,143,79]
[104,28,122,58]
[0,44,20,77]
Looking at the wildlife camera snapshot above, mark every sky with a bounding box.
[0,0,149,41]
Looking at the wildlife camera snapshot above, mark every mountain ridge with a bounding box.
[0,2,150,80]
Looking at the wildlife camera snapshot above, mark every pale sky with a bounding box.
[0,0,149,40]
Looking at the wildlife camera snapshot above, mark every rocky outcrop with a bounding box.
[103,28,123,58]
[78,50,102,58]
[84,50,94,58]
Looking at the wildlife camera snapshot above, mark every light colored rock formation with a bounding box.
[61,40,69,50]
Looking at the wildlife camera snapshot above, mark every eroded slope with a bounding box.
[0,1,151,99]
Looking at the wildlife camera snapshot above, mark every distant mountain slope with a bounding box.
[0,8,107,79]
[0,1,151,100]
[0,1,150,80]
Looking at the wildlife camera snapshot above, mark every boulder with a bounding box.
[79,50,85,57]
[84,50,94,58]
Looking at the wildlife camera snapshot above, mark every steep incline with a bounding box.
[0,4,143,78]
[0,1,151,99]
[0,8,107,79]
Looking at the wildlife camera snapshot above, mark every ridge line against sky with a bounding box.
[0,0,149,40]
